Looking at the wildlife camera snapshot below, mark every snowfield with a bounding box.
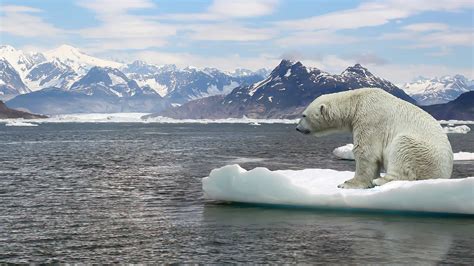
[203,164,474,215]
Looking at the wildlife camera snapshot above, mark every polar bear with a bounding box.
[296,88,453,189]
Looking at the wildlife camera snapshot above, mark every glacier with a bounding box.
[202,164,474,215]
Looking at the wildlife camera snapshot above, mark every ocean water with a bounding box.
[0,123,472,263]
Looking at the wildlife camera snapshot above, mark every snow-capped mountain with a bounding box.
[44,45,122,74]
[0,59,30,100]
[403,75,474,105]
[7,66,167,115]
[0,45,267,109]
[0,45,45,78]
[121,61,266,103]
[70,66,155,97]
[24,59,79,91]
[157,60,415,119]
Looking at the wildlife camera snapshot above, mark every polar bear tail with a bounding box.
[386,134,449,181]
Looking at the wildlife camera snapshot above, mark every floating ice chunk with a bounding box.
[332,143,354,160]
[203,164,474,215]
[333,144,473,162]
[439,120,474,125]
[249,122,261,126]
[453,152,474,161]
[4,121,38,127]
[442,125,471,134]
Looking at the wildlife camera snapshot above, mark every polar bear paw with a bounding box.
[372,177,392,186]
[337,178,374,189]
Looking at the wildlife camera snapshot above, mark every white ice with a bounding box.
[453,152,474,161]
[203,164,474,215]
[442,125,471,134]
[333,144,473,161]
[0,113,299,124]
[332,143,354,160]
[4,121,38,127]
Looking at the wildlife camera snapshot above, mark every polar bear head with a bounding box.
[296,92,351,137]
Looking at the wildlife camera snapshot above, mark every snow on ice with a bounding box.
[203,164,474,215]
[333,144,473,161]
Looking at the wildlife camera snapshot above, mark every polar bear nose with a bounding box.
[296,126,310,134]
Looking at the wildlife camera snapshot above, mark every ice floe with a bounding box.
[4,121,38,127]
[332,143,354,160]
[333,144,473,161]
[442,125,471,134]
[453,152,474,161]
[203,164,474,215]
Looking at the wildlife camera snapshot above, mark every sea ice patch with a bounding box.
[442,125,471,134]
[203,164,474,215]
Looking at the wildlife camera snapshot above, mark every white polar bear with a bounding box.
[296,88,453,189]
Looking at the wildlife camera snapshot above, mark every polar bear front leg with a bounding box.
[338,149,379,189]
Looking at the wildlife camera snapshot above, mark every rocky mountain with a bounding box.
[403,75,474,105]
[122,61,265,104]
[0,100,46,119]
[7,67,168,115]
[24,59,79,91]
[156,60,416,119]
[0,45,267,113]
[0,59,30,100]
[423,91,474,120]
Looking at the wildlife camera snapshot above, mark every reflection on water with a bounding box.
[0,123,473,263]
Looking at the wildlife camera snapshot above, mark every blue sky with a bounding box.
[1,0,473,83]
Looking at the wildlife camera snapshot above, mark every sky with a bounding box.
[0,0,473,84]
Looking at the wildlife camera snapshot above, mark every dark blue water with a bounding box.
[0,123,473,263]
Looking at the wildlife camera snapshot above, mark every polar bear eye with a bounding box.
[302,114,306,118]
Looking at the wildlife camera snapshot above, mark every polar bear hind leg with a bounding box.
[372,135,435,186]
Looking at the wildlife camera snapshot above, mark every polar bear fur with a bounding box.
[296,88,453,189]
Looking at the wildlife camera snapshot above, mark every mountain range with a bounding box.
[403,75,474,105]
[0,45,267,114]
[155,60,415,119]
[0,44,473,119]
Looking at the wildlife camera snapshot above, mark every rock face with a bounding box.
[0,101,47,119]
[423,91,474,120]
[403,75,474,105]
[155,60,416,119]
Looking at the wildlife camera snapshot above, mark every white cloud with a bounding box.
[76,0,176,51]
[208,0,279,18]
[276,30,357,47]
[402,23,449,32]
[185,23,276,41]
[127,51,279,72]
[160,0,279,21]
[0,5,63,37]
[277,0,473,31]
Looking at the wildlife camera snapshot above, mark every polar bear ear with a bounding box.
[319,104,326,114]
